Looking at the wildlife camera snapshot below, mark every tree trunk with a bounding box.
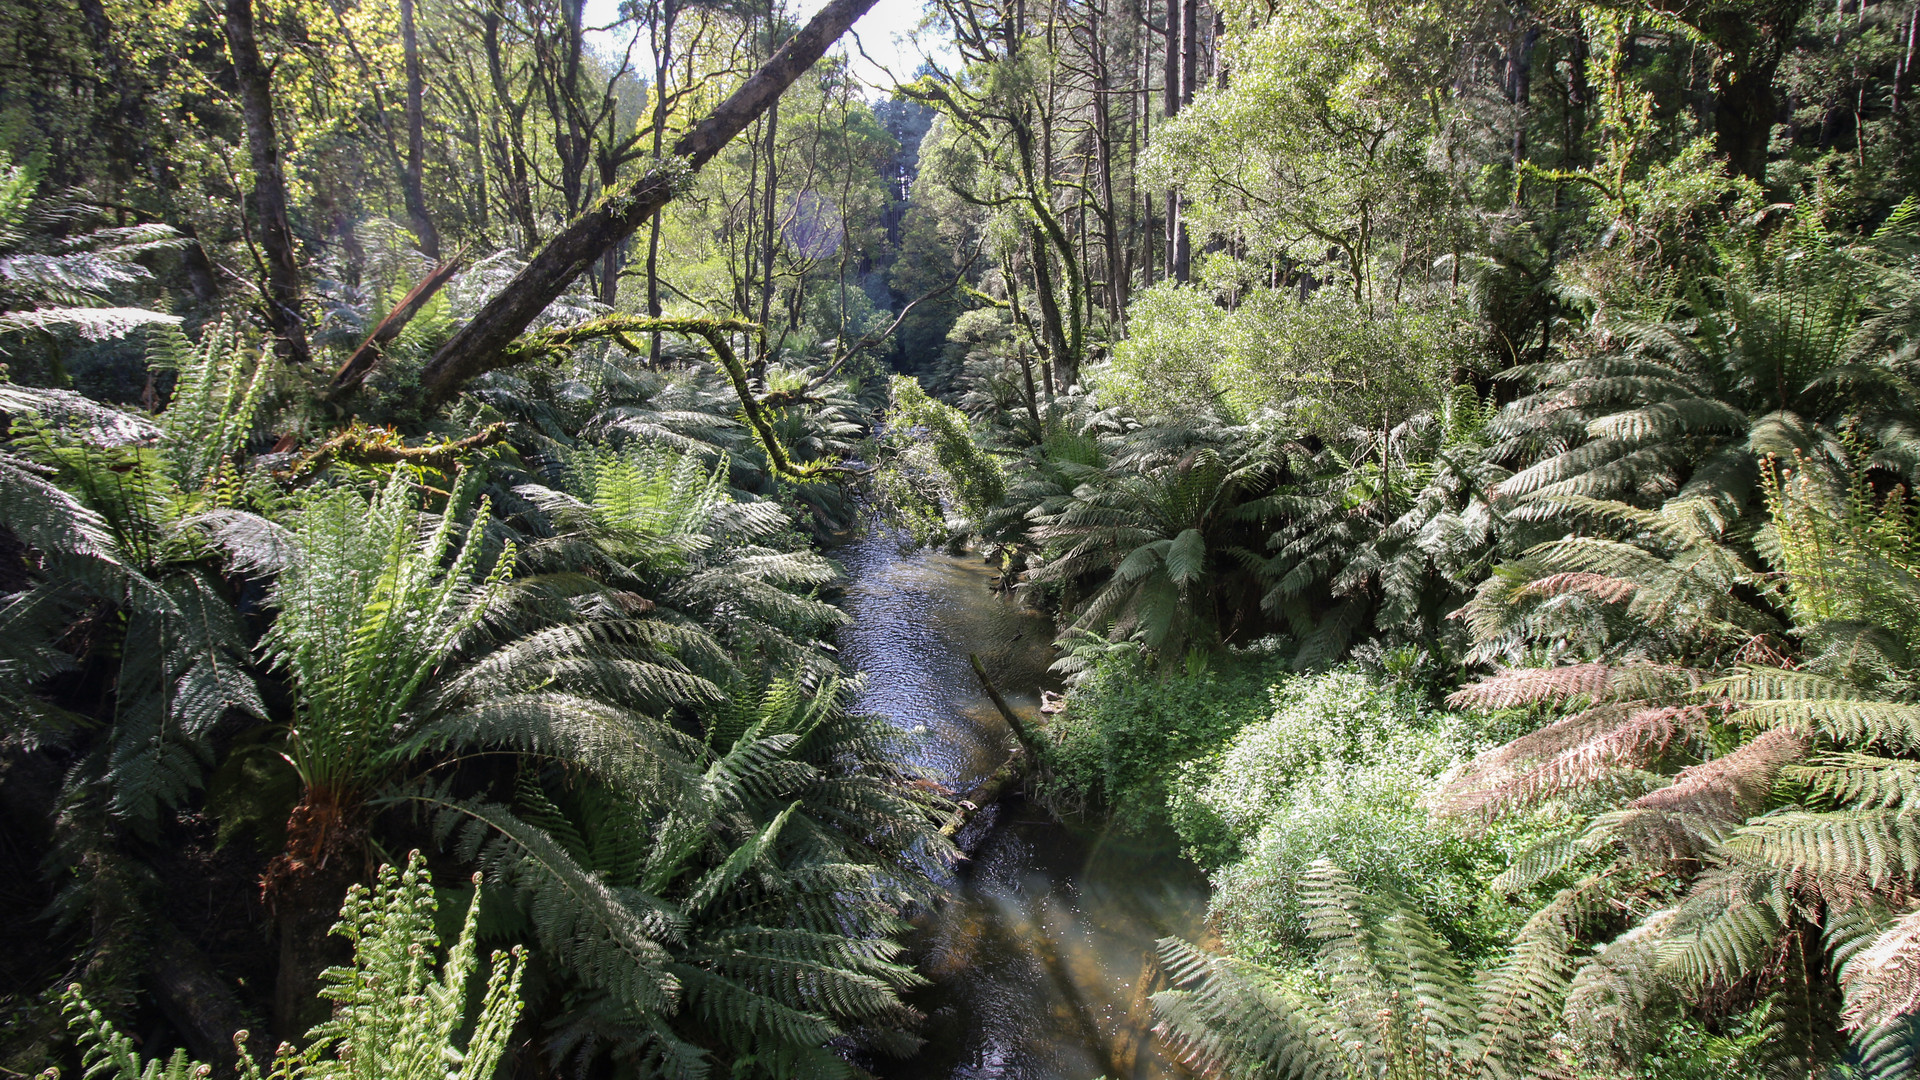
[1162,0,1184,283]
[149,921,274,1072]
[400,0,439,258]
[757,96,780,377]
[1712,58,1783,184]
[1028,223,1073,387]
[1088,0,1124,324]
[483,5,541,249]
[1505,17,1539,170]
[418,0,883,405]
[223,0,311,366]
[1211,7,1226,89]
[1180,0,1198,106]
[646,0,678,366]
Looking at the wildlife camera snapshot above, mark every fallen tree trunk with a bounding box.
[147,920,273,1072]
[417,0,880,406]
[331,257,460,396]
[941,748,1028,841]
[969,652,1051,766]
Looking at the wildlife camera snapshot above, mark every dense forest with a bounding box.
[0,0,1918,1072]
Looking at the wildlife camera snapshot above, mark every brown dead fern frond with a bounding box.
[1629,727,1811,821]
[1843,906,1920,1030]
[1447,662,1703,711]
[1600,806,1737,866]
[1518,572,1640,604]
[1434,703,1725,819]
[1446,663,1622,710]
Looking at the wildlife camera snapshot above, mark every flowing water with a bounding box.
[834,527,1204,1080]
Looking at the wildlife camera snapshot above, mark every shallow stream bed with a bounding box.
[833,529,1203,1080]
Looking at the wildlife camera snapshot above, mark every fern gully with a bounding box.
[8,0,1920,1074]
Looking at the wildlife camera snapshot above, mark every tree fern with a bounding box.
[0,381,271,836]
[1152,861,1568,1080]
[0,157,183,342]
[433,678,951,1077]
[1490,210,1920,514]
[1028,432,1278,660]
[1456,494,1780,667]
[1247,387,1508,668]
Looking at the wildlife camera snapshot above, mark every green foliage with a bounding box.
[1101,286,1473,430]
[1028,429,1278,660]
[0,339,277,835]
[1764,447,1920,676]
[415,677,952,1077]
[1458,495,1783,666]
[56,853,524,1080]
[0,156,183,348]
[875,375,1007,541]
[1493,204,1920,516]
[1041,649,1288,831]
[263,470,509,800]
[1142,0,1462,304]
[1249,387,1507,667]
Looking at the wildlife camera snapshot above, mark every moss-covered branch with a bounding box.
[289,421,509,480]
[505,314,861,482]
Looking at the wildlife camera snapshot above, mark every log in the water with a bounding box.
[941,747,1027,840]
[968,652,1051,765]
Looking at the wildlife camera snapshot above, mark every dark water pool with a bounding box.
[834,529,1204,1080]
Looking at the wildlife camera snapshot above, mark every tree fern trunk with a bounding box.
[265,790,364,1039]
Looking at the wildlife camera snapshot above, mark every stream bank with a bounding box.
[833,528,1203,1080]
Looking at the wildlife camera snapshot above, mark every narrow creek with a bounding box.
[833,527,1205,1080]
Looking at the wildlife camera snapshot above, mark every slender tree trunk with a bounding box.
[1028,223,1072,387]
[1566,22,1590,167]
[1504,13,1540,172]
[1211,6,1225,89]
[400,0,439,257]
[419,0,883,403]
[598,152,621,306]
[758,97,780,378]
[483,6,540,248]
[1180,0,1198,104]
[1893,6,1916,111]
[647,0,678,366]
[223,0,310,365]
[1162,0,1184,283]
[1089,0,1124,324]
[1168,0,1196,281]
[1142,11,1155,286]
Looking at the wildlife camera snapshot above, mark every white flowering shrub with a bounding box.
[1169,668,1544,963]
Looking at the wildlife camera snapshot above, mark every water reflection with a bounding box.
[833,527,1202,1080]
[834,529,1056,788]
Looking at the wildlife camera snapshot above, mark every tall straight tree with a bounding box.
[400,0,440,257]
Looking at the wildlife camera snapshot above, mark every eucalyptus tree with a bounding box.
[1141,0,1468,306]
[904,0,1170,391]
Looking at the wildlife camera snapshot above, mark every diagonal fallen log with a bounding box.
[417,0,881,407]
[330,256,461,397]
[969,652,1052,767]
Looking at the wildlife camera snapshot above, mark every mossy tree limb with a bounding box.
[502,314,861,482]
